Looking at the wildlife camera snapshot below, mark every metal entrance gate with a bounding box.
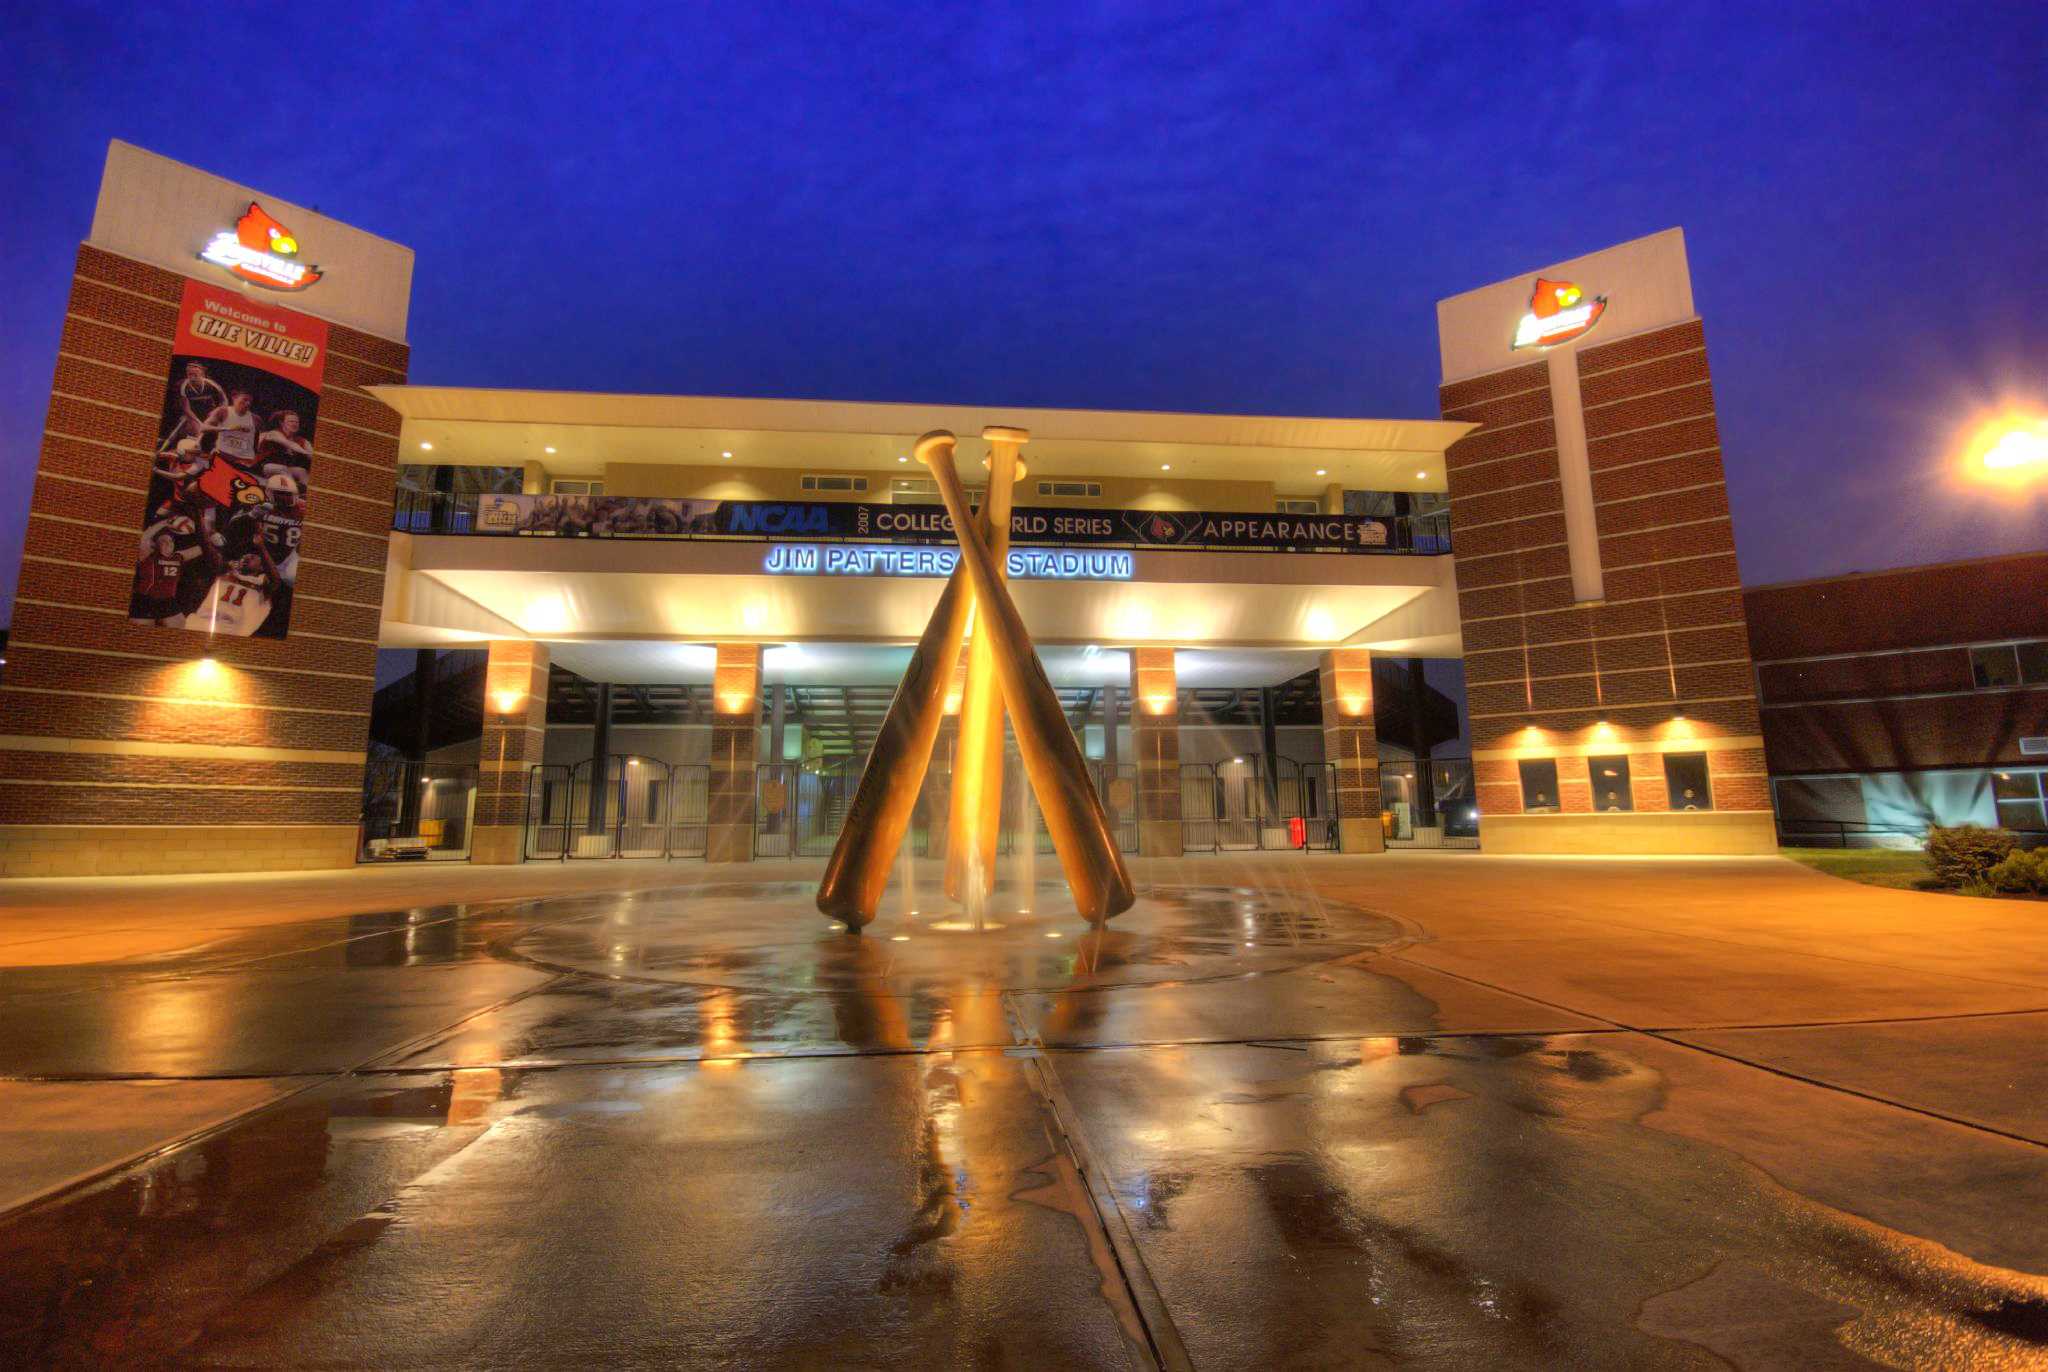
[1090,762,1138,853]
[754,761,860,858]
[668,764,709,857]
[523,758,713,859]
[525,763,573,860]
[1181,759,1306,852]
[1299,762,1337,850]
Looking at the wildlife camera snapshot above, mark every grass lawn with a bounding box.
[1782,846,1933,890]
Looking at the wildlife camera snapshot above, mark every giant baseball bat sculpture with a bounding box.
[815,428,1136,927]
[922,435,1136,923]
[815,431,978,927]
[944,426,1027,903]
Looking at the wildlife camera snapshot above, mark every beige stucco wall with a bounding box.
[600,462,1278,511]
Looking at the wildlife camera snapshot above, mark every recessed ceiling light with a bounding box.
[1315,468,1327,476]
[897,455,908,463]
[1160,463,1171,471]
[544,446,556,454]
[419,441,432,451]
[721,451,733,459]
[1416,470,1427,479]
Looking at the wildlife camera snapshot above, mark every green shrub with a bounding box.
[1985,847,2048,895]
[1924,825,2020,889]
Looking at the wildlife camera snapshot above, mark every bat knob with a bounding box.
[913,430,956,468]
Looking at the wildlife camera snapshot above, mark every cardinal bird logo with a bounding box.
[199,202,324,291]
[1511,276,1606,349]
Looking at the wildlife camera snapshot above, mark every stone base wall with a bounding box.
[0,823,359,878]
[1476,810,1778,855]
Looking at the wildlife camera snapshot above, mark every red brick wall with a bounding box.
[0,243,405,843]
[1744,554,2048,659]
[1443,319,1766,817]
[1744,554,2048,774]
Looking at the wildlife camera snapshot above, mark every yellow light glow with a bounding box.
[943,693,962,715]
[492,690,524,715]
[1144,693,1173,714]
[718,693,753,714]
[1341,695,1368,717]
[1960,411,2048,488]
[1984,426,2047,470]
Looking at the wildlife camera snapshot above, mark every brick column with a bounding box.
[0,245,406,877]
[1319,648,1384,854]
[472,641,549,864]
[1129,647,1181,857]
[707,643,762,862]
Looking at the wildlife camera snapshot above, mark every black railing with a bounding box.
[1773,818,1926,849]
[391,488,478,534]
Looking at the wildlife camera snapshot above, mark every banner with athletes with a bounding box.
[131,281,326,639]
[475,492,1397,553]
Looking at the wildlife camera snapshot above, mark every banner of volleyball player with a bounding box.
[130,281,327,640]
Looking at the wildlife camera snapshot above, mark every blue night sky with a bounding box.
[2,2,2041,624]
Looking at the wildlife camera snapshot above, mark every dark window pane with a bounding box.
[1664,753,1713,811]
[1992,770,2045,802]
[1519,758,1560,813]
[1995,800,2047,832]
[1590,755,1634,811]
[2018,642,2048,685]
[1972,645,2021,688]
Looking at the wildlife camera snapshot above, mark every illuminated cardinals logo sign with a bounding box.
[199,202,324,291]
[1511,277,1606,350]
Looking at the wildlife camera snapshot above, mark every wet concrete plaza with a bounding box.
[1,853,2045,1368]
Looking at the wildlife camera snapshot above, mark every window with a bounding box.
[1038,480,1101,498]
[1993,770,2047,832]
[541,779,567,825]
[1276,498,1321,515]
[1971,644,2021,688]
[1590,756,1634,812]
[891,476,982,507]
[2018,641,2048,685]
[1664,753,1713,811]
[1518,758,1560,813]
[550,479,604,496]
[801,474,868,493]
[645,780,667,825]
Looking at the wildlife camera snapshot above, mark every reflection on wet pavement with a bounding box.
[506,880,1402,995]
[1060,1035,2048,1369]
[1,1061,1148,1368]
[1,871,2045,1368]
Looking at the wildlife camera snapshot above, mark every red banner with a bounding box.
[172,280,327,391]
[128,283,329,639]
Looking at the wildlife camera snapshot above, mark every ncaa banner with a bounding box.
[476,493,1396,554]
[130,281,326,639]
